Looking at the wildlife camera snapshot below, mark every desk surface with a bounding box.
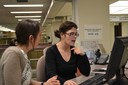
[71,64,128,85]
[71,65,107,84]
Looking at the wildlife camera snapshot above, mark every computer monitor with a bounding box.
[105,36,128,85]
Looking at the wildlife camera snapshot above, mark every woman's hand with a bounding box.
[71,47,85,56]
[44,76,60,85]
[64,80,78,85]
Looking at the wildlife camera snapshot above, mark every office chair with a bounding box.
[36,46,49,81]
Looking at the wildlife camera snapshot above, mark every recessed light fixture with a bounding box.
[15,16,41,18]
[18,19,41,21]
[110,1,128,14]
[11,11,42,14]
[3,4,43,7]
[0,26,15,32]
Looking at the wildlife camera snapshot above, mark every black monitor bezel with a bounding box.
[105,36,128,81]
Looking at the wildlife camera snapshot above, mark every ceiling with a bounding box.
[0,0,72,31]
[0,0,128,32]
[110,0,128,14]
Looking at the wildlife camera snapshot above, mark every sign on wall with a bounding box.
[84,24,103,39]
[110,15,128,22]
[81,40,98,51]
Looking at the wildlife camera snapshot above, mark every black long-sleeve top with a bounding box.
[45,45,90,85]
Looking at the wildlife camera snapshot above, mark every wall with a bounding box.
[44,0,128,55]
[122,22,128,36]
[73,0,111,54]
[43,21,63,44]
[110,22,128,45]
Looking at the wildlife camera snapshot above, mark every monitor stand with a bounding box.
[108,76,128,85]
[108,66,128,85]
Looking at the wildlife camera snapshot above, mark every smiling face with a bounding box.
[61,27,79,46]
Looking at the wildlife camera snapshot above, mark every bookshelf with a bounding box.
[28,43,51,78]
[0,31,52,79]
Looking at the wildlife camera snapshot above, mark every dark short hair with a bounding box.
[54,21,78,38]
[15,19,40,45]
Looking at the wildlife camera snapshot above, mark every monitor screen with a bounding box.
[105,36,128,85]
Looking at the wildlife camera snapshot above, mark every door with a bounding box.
[114,23,122,38]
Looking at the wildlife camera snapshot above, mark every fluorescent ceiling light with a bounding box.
[11,11,42,14]
[3,4,43,7]
[18,19,41,21]
[110,1,128,14]
[15,16,41,18]
[0,27,15,32]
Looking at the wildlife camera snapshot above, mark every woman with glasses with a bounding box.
[45,21,90,85]
[0,19,60,85]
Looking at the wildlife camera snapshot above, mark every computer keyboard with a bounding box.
[79,73,106,85]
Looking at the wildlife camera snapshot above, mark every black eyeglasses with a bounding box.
[65,32,79,37]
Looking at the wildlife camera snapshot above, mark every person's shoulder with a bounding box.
[6,46,18,50]
[48,44,56,50]
[7,46,21,53]
[2,46,22,62]
[4,46,18,53]
[4,46,24,58]
[46,44,58,54]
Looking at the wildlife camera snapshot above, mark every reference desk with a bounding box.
[72,65,128,85]
[71,65,107,84]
